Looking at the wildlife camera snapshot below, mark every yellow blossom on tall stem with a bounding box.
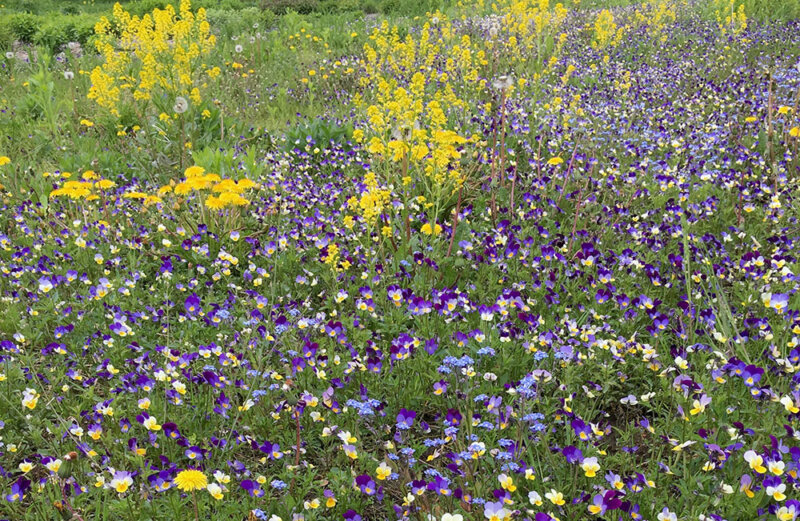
[175,469,207,521]
[88,0,216,116]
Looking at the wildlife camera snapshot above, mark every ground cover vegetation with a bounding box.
[2,0,800,520]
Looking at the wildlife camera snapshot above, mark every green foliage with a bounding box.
[2,3,799,519]
[31,23,70,53]
[126,0,173,17]
[284,118,354,152]
[741,0,800,20]
[321,0,362,12]
[362,1,380,14]
[0,18,14,48]
[380,0,404,13]
[0,12,97,50]
[20,52,64,135]
[7,12,38,43]
[33,16,94,52]
[261,0,320,15]
[695,0,800,22]
[206,7,276,37]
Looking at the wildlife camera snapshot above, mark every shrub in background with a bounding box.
[7,13,38,43]
[206,7,276,37]
[261,0,320,15]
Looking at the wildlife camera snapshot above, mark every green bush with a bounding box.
[337,0,365,11]
[16,0,41,14]
[362,1,380,14]
[261,0,319,15]
[30,15,98,52]
[126,0,172,17]
[34,23,70,52]
[742,0,800,20]
[197,0,248,9]
[315,0,362,13]
[206,7,275,37]
[8,13,39,43]
[72,16,97,43]
[380,0,403,13]
[377,0,450,15]
[205,8,242,36]
[0,19,14,49]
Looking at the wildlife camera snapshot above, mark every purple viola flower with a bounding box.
[571,418,591,441]
[739,474,755,497]
[445,409,462,426]
[589,493,608,515]
[428,475,451,496]
[162,422,181,439]
[6,477,30,502]
[424,337,438,354]
[653,314,669,331]
[240,480,264,497]
[563,445,583,464]
[343,510,362,521]
[769,293,790,312]
[355,474,376,495]
[184,293,201,315]
[483,500,509,520]
[184,446,203,461]
[595,288,612,304]
[741,365,764,387]
[486,395,502,414]
[396,408,416,430]
[589,490,621,515]
[148,470,174,492]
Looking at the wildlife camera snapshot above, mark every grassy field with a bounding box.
[1,0,800,520]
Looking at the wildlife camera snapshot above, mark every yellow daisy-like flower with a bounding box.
[174,469,208,491]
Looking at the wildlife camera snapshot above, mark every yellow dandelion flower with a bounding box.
[174,469,207,492]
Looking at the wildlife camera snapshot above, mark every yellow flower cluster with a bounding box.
[714,0,747,36]
[123,191,164,206]
[88,0,216,116]
[323,243,340,267]
[591,9,624,51]
[420,222,443,236]
[49,170,117,201]
[359,16,474,189]
[495,0,568,72]
[632,0,677,43]
[301,59,356,85]
[161,166,258,210]
[348,172,391,225]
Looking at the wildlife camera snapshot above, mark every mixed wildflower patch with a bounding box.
[1,0,800,520]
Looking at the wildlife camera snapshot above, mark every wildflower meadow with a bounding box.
[1,0,800,519]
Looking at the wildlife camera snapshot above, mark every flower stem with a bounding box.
[192,490,199,521]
